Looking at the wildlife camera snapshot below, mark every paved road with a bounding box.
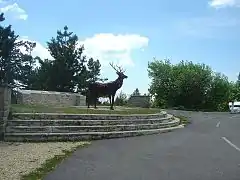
[44,110,240,180]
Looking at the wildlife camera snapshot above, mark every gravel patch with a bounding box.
[0,141,89,180]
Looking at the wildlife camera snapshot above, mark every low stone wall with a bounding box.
[12,112,166,120]
[128,95,150,108]
[15,90,86,107]
[0,86,11,140]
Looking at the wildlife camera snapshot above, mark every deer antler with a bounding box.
[109,62,126,73]
[109,62,118,72]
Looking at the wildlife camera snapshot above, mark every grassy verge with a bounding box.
[20,142,90,180]
[11,104,161,114]
[176,115,191,126]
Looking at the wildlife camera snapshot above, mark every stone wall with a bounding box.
[128,95,150,108]
[0,86,11,140]
[15,90,86,107]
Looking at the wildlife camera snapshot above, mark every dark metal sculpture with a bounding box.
[87,62,128,110]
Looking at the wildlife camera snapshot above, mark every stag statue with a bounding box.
[87,62,128,110]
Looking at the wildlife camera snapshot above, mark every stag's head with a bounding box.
[110,62,128,79]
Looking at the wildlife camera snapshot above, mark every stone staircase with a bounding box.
[4,112,183,142]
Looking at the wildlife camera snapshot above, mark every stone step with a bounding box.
[4,125,184,142]
[7,117,173,126]
[12,112,166,120]
[5,120,180,133]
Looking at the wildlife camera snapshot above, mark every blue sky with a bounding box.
[1,0,240,96]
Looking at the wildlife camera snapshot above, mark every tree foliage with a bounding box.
[20,26,101,94]
[0,13,36,87]
[32,25,102,93]
[115,91,128,106]
[148,58,239,111]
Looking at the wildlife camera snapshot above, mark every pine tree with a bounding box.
[87,58,101,83]
[46,26,85,92]
[33,26,102,93]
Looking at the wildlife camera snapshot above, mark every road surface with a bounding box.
[44,110,240,180]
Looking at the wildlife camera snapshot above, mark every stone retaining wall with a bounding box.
[4,112,182,142]
[0,86,11,140]
[12,112,166,120]
[128,95,150,108]
[15,89,86,106]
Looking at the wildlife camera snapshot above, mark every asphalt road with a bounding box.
[44,110,240,180]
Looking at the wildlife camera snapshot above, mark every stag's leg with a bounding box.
[87,96,90,108]
[110,94,115,110]
[94,96,97,109]
[108,95,111,108]
[94,99,97,109]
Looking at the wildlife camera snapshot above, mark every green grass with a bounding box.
[176,115,191,126]
[20,142,90,180]
[11,104,161,114]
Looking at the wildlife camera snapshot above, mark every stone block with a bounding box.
[15,89,86,107]
[128,95,151,108]
[0,86,11,140]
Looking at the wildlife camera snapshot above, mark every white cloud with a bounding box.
[17,33,149,68]
[209,0,240,8]
[79,33,149,67]
[0,2,28,20]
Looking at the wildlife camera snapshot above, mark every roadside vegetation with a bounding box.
[148,59,240,112]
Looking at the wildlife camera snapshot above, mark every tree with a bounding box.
[28,57,55,90]
[148,58,221,111]
[171,60,213,109]
[115,91,128,106]
[148,59,176,107]
[229,81,240,102]
[131,88,140,96]
[86,58,101,83]
[45,26,86,92]
[148,58,240,111]
[204,73,231,111]
[17,42,37,89]
[0,13,36,87]
[33,26,102,93]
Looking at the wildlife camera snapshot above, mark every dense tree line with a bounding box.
[148,59,240,111]
[0,13,103,95]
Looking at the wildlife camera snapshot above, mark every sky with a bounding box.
[0,0,240,96]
